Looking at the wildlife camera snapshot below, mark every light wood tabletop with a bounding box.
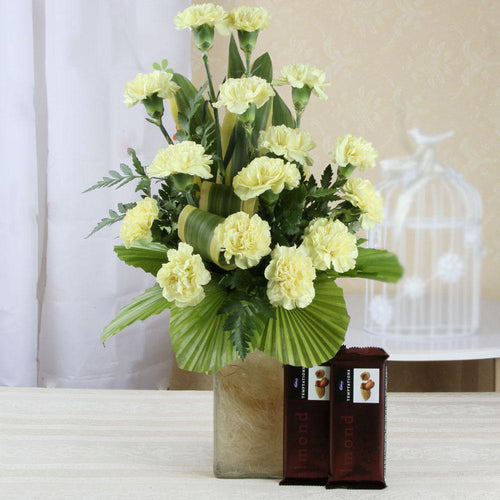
[0,388,499,499]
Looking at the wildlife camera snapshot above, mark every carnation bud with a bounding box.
[239,104,256,125]
[172,173,195,192]
[193,24,215,52]
[291,86,312,113]
[338,163,356,178]
[143,94,164,120]
[237,30,259,54]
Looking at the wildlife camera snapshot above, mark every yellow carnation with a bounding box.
[233,157,300,201]
[119,197,159,249]
[264,245,316,310]
[123,71,180,107]
[343,177,384,229]
[273,64,330,99]
[229,6,270,32]
[301,218,358,272]
[331,134,378,170]
[258,125,315,166]
[147,141,213,179]
[214,212,271,269]
[174,3,229,34]
[213,76,274,115]
[156,242,211,308]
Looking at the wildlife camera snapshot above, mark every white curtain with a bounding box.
[0,0,191,388]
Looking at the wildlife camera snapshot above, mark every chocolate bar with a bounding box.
[326,346,388,489]
[280,363,330,485]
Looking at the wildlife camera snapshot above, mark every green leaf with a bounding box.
[170,283,238,374]
[328,247,404,283]
[114,240,168,275]
[128,148,146,176]
[272,89,296,128]
[279,185,307,235]
[228,120,249,180]
[321,165,333,188]
[227,35,245,78]
[101,285,171,344]
[258,275,349,367]
[199,181,257,217]
[162,59,168,69]
[306,187,338,199]
[252,98,272,145]
[153,62,161,70]
[251,52,272,82]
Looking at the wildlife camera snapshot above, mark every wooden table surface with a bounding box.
[0,388,499,499]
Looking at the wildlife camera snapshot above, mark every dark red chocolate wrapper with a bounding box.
[280,363,330,486]
[326,346,388,489]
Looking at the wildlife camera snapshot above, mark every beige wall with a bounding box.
[191,0,499,299]
[171,0,499,391]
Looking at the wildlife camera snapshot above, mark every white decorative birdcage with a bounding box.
[364,129,482,338]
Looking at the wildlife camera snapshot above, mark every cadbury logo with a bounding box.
[293,378,299,388]
[338,380,344,391]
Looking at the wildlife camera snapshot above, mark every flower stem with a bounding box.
[245,52,251,76]
[202,52,224,180]
[158,121,174,145]
[296,110,303,128]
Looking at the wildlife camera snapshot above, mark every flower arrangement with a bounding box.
[86,4,402,374]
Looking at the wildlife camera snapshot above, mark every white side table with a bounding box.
[345,296,500,391]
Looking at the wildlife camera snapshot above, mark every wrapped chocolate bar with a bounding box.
[280,363,330,485]
[326,346,388,489]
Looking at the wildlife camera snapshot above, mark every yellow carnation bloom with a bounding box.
[343,177,384,229]
[331,134,378,170]
[301,218,358,272]
[229,6,271,32]
[213,76,274,115]
[273,64,330,100]
[258,125,315,166]
[156,242,211,308]
[233,157,300,201]
[119,197,159,249]
[174,3,230,34]
[147,141,213,179]
[264,245,316,310]
[123,71,180,107]
[214,212,271,269]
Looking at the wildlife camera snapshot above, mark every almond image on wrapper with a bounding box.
[360,373,375,400]
[314,370,330,398]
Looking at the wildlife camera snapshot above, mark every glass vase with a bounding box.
[213,350,283,478]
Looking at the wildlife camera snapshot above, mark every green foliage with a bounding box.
[251,52,273,82]
[86,202,135,238]
[152,59,174,73]
[218,269,274,359]
[101,284,172,344]
[327,247,404,283]
[227,35,245,78]
[169,282,238,374]
[272,89,296,128]
[259,274,349,367]
[151,180,187,248]
[83,163,140,193]
[114,240,168,275]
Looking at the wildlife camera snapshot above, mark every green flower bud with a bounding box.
[171,173,195,192]
[291,86,312,113]
[143,94,164,120]
[260,189,280,206]
[237,29,259,54]
[193,24,215,52]
[239,104,256,126]
[338,163,356,178]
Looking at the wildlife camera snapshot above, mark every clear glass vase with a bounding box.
[213,351,283,478]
